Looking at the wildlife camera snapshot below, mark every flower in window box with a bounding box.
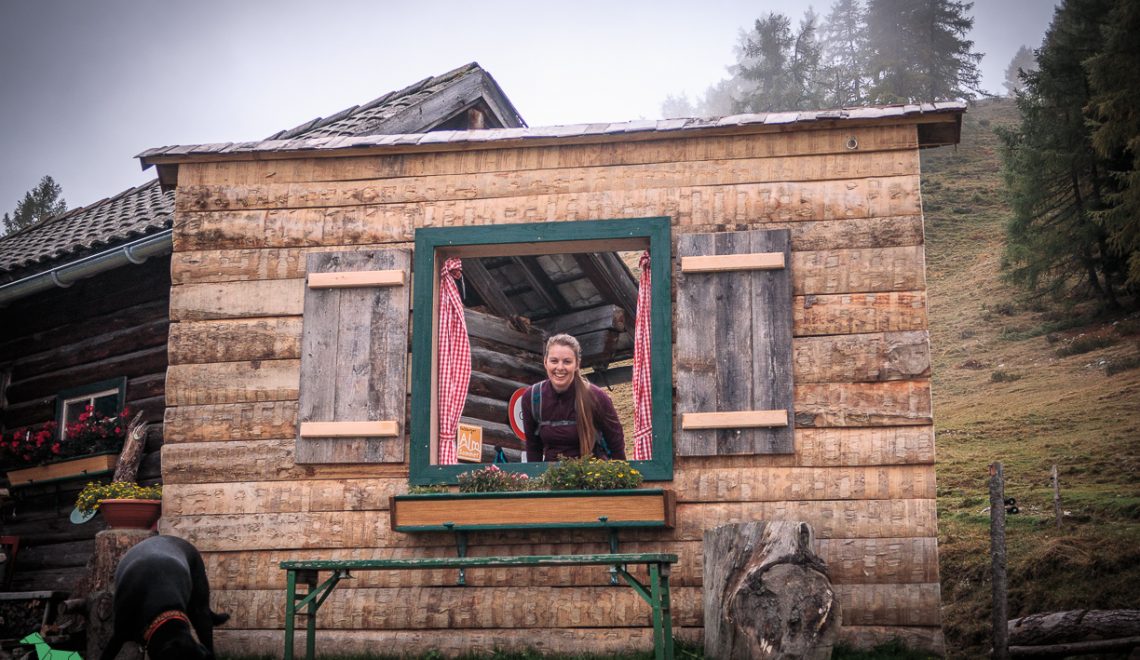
[0,406,131,471]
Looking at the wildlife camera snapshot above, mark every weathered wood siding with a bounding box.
[0,259,169,591]
[164,124,942,656]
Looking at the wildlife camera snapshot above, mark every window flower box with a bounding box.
[390,488,675,532]
[4,451,119,488]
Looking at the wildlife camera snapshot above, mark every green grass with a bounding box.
[922,98,1140,659]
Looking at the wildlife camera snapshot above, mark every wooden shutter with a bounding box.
[296,249,410,464]
[675,228,794,456]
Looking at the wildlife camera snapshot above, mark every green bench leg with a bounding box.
[284,569,296,660]
[649,562,674,660]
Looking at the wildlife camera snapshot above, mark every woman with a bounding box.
[521,334,626,462]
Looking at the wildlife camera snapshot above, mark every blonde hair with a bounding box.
[544,333,596,457]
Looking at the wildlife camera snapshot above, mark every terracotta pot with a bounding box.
[99,499,162,530]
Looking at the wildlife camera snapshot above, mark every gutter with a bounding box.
[0,229,172,308]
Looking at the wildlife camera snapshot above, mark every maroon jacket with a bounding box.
[521,380,626,462]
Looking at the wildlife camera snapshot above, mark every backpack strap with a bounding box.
[532,380,613,458]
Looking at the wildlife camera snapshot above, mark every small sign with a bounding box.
[456,423,484,463]
[508,386,528,441]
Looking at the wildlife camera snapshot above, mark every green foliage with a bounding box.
[1055,334,1119,357]
[407,484,449,494]
[456,465,532,493]
[533,458,644,491]
[1000,0,1133,306]
[76,481,162,514]
[2,175,67,235]
[733,11,824,112]
[1003,45,1037,97]
[990,370,1022,383]
[863,0,982,103]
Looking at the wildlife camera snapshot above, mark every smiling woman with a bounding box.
[410,217,673,484]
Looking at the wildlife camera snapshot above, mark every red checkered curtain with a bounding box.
[436,258,471,465]
[632,251,653,460]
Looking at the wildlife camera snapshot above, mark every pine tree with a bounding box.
[733,11,823,112]
[819,0,869,107]
[1086,0,1140,289]
[3,175,68,235]
[999,0,1125,306]
[865,0,983,103]
[1002,45,1038,96]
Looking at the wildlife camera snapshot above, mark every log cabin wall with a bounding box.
[160,122,943,655]
[0,258,168,591]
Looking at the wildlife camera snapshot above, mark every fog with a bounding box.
[0,0,1058,213]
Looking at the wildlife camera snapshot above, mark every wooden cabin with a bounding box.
[137,101,963,656]
[0,63,523,628]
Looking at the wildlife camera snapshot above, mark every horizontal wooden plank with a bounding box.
[177,151,920,212]
[298,421,399,438]
[307,270,404,288]
[215,625,943,658]
[680,410,788,430]
[793,291,927,337]
[176,176,922,250]
[179,125,920,186]
[795,381,932,427]
[392,493,671,529]
[163,401,299,443]
[208,581,938,630]
[170,217,923,286]
[216,627,697,658]
[199,536,938,590]
[161,439,408,485]
[170,279,305,321]
[166,360,300,406]
[791,246,925,295]
[680,251,784,273]
[793,331,930,383]
[162,464,933,517]
[161,498,935,551]
[169,318,303,365]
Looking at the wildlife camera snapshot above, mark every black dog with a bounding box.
[101,535,229,660]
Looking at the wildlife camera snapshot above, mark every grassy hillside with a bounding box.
[920,98,1140,657]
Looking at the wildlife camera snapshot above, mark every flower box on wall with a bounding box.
[390,488,676,532]
[4,451,119,488]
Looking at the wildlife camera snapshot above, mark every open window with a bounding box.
[409,217,673,484]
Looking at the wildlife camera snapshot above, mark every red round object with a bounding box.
[99,499,162,530]
[508,386,528,441]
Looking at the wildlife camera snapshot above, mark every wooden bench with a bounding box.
[281,553,678,660]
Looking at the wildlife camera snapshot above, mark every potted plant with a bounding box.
[76,481,163,529]
[1,406,131,486]
[391,459,675,531]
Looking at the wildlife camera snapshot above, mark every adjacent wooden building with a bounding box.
[139,101,963,656]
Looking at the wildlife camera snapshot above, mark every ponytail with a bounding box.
[544,333,596,457]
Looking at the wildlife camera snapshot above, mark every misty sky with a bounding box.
[0,0,1058,213]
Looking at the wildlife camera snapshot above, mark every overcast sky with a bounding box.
[1,0,1058,212]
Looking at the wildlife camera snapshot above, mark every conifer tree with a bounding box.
[1002,45,1038,97]
[819,0,869,107]
[999,0,1125,306]
[864,0,983,102]
[733,10,824,112]
[2,176,68,236]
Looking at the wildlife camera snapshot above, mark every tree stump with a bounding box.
[703,521,840,660]
[84,529,154,660]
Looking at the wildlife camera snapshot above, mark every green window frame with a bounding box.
[409,217,673,484]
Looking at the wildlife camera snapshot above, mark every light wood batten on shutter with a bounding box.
[680,252,785,273]
[681,410,789,430]
[299,421,400,438]
[307,270,405,289]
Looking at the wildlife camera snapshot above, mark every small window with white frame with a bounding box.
[56,378,126,439]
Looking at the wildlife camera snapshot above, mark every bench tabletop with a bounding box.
[281,553,678,571]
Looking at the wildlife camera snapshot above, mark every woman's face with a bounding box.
[544,344,579,392]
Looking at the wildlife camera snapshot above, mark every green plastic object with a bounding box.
[19,632,83,659]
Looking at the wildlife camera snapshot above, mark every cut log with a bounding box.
[704,521,840,660]
[471,346,545,383]
[112,411,148,483]
[538,304,627,336]
[1008,610,1140,647]
[1009,636,1140,657]
[464,308,544,354]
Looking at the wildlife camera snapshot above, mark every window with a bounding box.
[409,217,673,484]
[56,378,126,439]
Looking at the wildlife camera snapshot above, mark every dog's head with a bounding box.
[150,635,215,660]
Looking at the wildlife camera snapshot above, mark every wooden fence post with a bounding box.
[1051,464,1063,530]
[990,462,1008,660]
